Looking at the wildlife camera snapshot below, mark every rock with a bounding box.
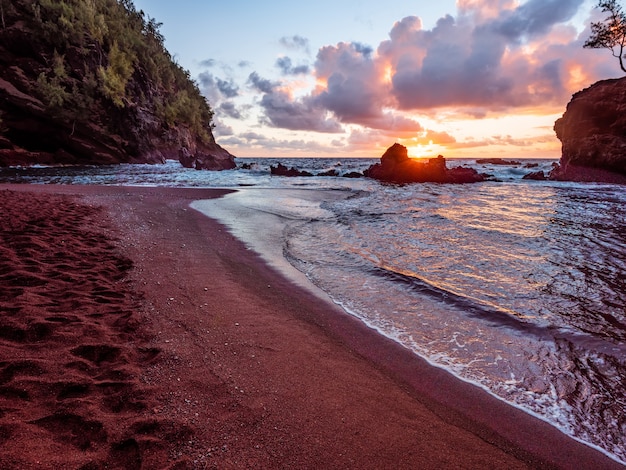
[317,169,339,177]
[270,163,313,177]
[178,143,236,171]
[522,171,547,181]
[342,171,363,178]
[476,158,521,165]
[551,77,626,183]
[364,144,484,184]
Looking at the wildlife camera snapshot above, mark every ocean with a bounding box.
[2,157,625,464]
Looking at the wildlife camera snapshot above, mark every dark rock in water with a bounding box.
[523,170,547,181]
[270,163,313,177]
[178,144,236,171]
[364,144,483,184]
[317,169,339,177]
[551,77,626,183]
[476,158,521,166]
[342,171,363,178]
[524,163,539,169]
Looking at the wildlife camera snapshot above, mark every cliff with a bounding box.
[551,77,626,183]
[0,0,235,170]
[364,144,484,184]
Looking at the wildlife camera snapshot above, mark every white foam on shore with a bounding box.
[190,188,349,306]
[191,187,626,467]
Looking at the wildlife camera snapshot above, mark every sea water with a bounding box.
[3,157,625,464]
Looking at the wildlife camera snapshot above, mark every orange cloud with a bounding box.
[218,1,616,158]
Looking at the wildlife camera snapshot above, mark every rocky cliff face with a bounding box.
[0,0,234,170]
[551,77,626,183]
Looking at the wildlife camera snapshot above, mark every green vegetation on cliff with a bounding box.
[33,0,213,139]
[0,0,233,166]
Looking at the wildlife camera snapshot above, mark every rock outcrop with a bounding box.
[270,163,313,177]
[364,144,484,184]
[551,77,626,183]
[476,158,521,166]
[0,0,235,170]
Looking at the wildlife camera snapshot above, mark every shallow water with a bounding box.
[3,157,625,463]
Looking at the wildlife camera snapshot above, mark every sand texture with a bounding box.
[0,184,621,469]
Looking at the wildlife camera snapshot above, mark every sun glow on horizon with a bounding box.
[406,141,440,159]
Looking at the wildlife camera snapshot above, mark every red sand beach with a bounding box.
[0,184,622,469]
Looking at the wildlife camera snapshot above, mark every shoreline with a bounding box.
[0,183,622,469]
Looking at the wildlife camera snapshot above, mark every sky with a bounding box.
[131,0,619,159]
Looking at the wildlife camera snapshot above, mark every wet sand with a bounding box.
[0,184,621,469]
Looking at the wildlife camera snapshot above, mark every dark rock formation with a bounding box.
[0,0,235,170]
[178,144,236,171]
[364,144,484,184]
[342,171,363,178]
[551,77,626,183]
[476,158,521,165]
[317,169,339,177]
[270,163,313,177]
[522,171,547,181]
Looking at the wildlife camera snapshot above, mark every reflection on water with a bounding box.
[284,181,626,463]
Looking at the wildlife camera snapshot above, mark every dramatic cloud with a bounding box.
[208,1,617,157]
[313,42,421,130]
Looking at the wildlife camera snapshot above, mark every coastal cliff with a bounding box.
[551,77,626,183]
[0,0,234,170]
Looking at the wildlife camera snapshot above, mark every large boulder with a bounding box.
[551,77,626,183]
[178,142,236,170]
[364,143,484,184]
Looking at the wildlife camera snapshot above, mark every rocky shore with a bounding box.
[551,76,626,184]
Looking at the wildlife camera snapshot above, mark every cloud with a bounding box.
[279,35,311,54]
[488,0,584,42]
[313,42,399,127]
[210,1,616,157]
[248,72,278,94]
[276,57,310,75]
[198,58,215,68]
[258,88,343,133]
[219,101,242,119]
[198,71,240,101]
[421,130,457,145]
[197,71,221,104]
[219,132,337,155]
[212,121,234,137]
[216,78,239,98]
[380,0,605,111]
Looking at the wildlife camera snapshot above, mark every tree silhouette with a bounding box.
[584,0,626,73]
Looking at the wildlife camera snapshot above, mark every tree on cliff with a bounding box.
[584,0,626,73]
[0,0,234,167]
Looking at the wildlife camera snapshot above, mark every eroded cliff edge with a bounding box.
[551,76,626,184]
[0,0,234,170]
